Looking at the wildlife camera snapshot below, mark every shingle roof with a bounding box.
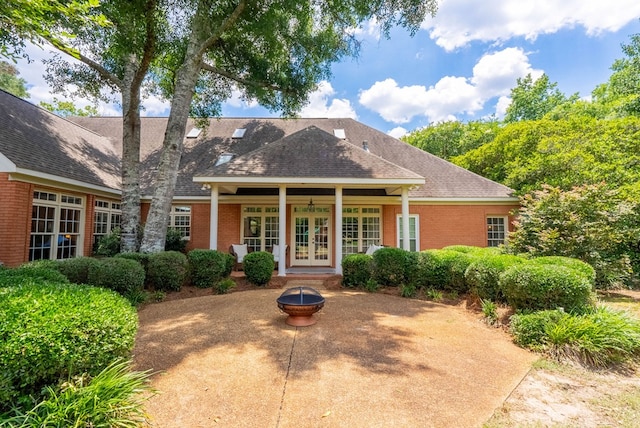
[69,116,514,199]
[0,90,120,192]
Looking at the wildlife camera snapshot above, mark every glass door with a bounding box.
[292,206,331,266]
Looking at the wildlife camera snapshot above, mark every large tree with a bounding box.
[0,60,29,98]
[504,73,576,123]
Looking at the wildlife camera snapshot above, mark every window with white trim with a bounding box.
[487,216,507,247]
[93,200,122,246]
[169,206,191,239]
[397,214,419,252]
[342,207,381,257]
[30,191,84,261]
[242,206,280,252]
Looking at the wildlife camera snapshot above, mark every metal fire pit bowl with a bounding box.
[276,286,325,327]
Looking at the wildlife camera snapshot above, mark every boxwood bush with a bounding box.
[420,249,475,292]
[465,254,525,302]
[0,281,138,408]
[341,254,373,288]
[243,251,274,286]
[87,257,146,296]
[529,256,596,285]
[187,249,233,288]
[57,257,102,284]
[442,245,502,257]
[500,263,595,312]
[147,251,188,291]
[372,247,412,286]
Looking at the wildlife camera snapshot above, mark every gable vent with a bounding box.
[186,127,201,138]
[333,129,346,139]
[232,128,246,139]
[215,153,234,166]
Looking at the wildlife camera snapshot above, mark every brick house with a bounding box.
[0,89,518,274]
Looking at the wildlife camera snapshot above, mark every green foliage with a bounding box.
[243,252,274,286]
[424,288,443,301]
[57,256,101,284]
[504,73,576,123]
[511,307,640,367]
[114,252,150,272]
[402,119,499,160]
[0,61,29,98]
[499,263,595,312]
[465,254,525,302]
[481,299,498,325]
[364,279,379,293]
[93,227,121,257]
[0,260,68,287]
[400,283,417,298]
[341,254,373,288]
[5,360,153,427]
[0,281,137,408]
[164,228,187,253]
[507,184,639,288]
[215,278,236,295]
[146,251,188,292]
[187,249,233,288]
[419,249,475,292]
[87,257,145,296]
[39,97,98,117]
[372,247,412,286]
[529,256,596,284]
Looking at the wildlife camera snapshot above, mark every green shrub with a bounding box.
[364,279,379,292]
[115,252,151,279]
[372,247,411,286]
[93,227,121,257]
[400,283,417,298]
[341,254,373,288]
[164,228,187,253]
[146,251,188,291]
[6,360,153,427]
[465,254,525,302]
[0,281,137,408]
[421,249,475,292]
[243,251,274,286]
[529,256,596,285]
[481,299,498,325]
[215,278,236,294]
[87,257,145,295]
[510,309,566,349]
[57,257,101,284]
[442,245,502,257]
[500,263,595,312]
[0,260,68,288]
[187,249,233,288]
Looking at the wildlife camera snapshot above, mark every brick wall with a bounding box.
[0,174,32,266]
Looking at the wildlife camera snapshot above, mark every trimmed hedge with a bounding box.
[87,257,146,295]
[500,263,595,312]
[187,249,233,288]
[529,256,596,285]
[0,281,138,408]
[243,251,274,286]
[342,254,373,288]
[442,245,502,257]
[465,254,525,301]
[372,247,412,286]
[0,261,69,288]
[57,257,102,284]
[147,251,188,291]
[419,249,475,292]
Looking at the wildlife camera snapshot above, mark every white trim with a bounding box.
[486,215,509,247]
[278,186,287,276]
[10,169,120,196]
[410,197,519,203]
[396,214,420,252]
[193,176,424,186]
[210,184,219,250]
[334,186,343,275]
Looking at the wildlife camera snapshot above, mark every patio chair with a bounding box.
[271,244,288,266]
[365,244,385,255]
[230,243,249,271]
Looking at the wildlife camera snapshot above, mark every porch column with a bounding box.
[278,185,287,276]
[401,186,410,251]
[209,184,219,250]
[334,185,343,275]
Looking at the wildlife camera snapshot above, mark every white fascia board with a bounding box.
[0,152,16,172]
[11,168,121,196]
[410,197,520,204]
[193,176,425,186]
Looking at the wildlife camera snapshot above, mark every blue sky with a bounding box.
[16,0,640,138]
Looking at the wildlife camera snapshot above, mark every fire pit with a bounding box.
[276,287,325,326]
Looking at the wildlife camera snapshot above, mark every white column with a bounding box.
[278,185,287,276]
[334,186,343,275]
[209,184,219,250]
[401,186,410,251]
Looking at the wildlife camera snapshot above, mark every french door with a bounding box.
[292,206,331,266]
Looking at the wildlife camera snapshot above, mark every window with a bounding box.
[186,127,202,138]
[169,206,191,238]
[232,128,246,139]
[241,206,279,252]
[215,153,234,166]
[30,191,84,261]
[342,207,381,257]
[93,200,122,246]
[397,214,419,252]
[487,216,507,247]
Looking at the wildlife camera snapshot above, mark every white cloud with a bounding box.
[359,47,539,123]
[225,87,259,109]
[494,96,512,118]
[423,0,640,51]
[299,81,357,118]
[387,126,408,139]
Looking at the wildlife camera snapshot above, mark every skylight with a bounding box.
[215,153,234,166]
[232,128,246,139]
[186,127,201,138]
[333,129,346,139]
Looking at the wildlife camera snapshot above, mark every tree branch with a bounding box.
[200,62,292,94]
[197,0,247,57]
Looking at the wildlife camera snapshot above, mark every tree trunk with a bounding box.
[120,58,142,252]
